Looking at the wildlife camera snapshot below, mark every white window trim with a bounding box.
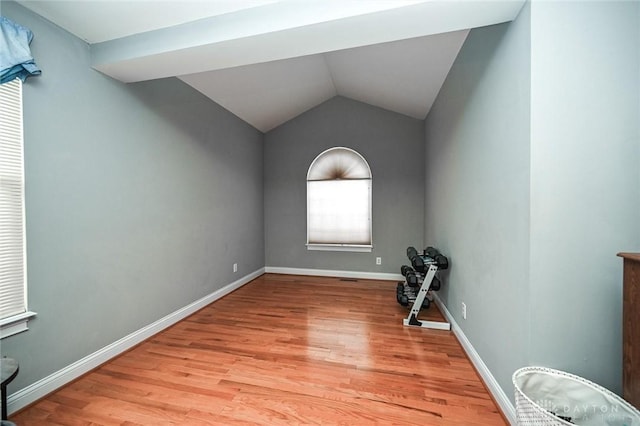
[1,78,36,339]
[306,244,373,253]
[0,311,37,339]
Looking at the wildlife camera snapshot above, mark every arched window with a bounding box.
[307,147,372,251]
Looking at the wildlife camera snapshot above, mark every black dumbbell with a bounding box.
[435,254,448,270]
[425,246,439,258]
[400,265,414,277]
[411,255,425,273]
[430,277,441,291]
[407,246,419,261]
[406,271,419,287]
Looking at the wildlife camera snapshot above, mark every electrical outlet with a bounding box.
[376,257,382,265]
[462,302,467,320]
[233,263,237,273]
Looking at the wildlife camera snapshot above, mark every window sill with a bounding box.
[307,244,373,253]
[0,311,37,339]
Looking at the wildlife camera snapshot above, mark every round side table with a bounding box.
[0,358,19,422]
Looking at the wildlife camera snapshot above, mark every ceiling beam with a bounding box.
[90,0,525,83]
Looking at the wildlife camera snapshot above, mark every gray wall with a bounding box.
[425,0,640,400]
[2,2,264,391]
[528,1,640,393]
[264,96,424,273]
[423,4,531,399]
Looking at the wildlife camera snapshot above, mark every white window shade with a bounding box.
[0,78,34,337]
[307,180,371,245]
[307,147,372,250]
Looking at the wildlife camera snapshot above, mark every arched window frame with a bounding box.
[306,147,373,252]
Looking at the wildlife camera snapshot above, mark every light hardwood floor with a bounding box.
[11,274,507,425]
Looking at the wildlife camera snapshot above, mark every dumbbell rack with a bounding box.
[398,246,451,330]
[403,264,450,330]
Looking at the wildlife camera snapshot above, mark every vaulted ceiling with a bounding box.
[17,1,525,132]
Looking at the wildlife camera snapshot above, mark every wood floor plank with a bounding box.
[11,274,506,425]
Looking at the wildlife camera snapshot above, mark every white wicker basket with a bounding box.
[513,367,640,426]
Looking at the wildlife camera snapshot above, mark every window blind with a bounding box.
[0,78,27,321]
[307,179,371,245]
[306,147,372,248]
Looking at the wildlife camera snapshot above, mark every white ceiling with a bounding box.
[16,1,281,43]
[179,30,469,131]
[17,1,525,132]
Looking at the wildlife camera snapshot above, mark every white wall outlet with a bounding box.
[462,302,467,320]
[376,257,382,265]
[233,263,237,273]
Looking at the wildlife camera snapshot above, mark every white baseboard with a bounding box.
[7,267,265,415]
[265,266,404,282]
[432,293,516,425]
